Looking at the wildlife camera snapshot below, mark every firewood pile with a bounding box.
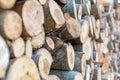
[0,0,120,80]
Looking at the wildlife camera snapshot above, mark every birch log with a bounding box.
[0,36,9,78]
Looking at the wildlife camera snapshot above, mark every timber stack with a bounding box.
[0,0,120,80]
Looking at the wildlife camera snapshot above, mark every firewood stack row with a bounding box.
[0,0,120,80]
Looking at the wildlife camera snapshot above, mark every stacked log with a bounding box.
[0,0,120,80]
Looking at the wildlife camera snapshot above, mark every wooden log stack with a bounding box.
[0,0,120,80]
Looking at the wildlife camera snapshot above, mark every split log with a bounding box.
[0,0,16,9]
[51,43,75,70]
[47,75,60,80]
[84,16,94,37]
[102,73,114,80]
[59,13,80,41]
[31,27,45,49]
[43,37,55,51]
[79,20,89,43]
[6,56,40,80]
[12,0,44,37]
[6,37,25,58]
[50,70,83,80]
[32,48,53,80]
[0,36,9,78]
[93,67,102,80]
[73,52,86,77]
[0,10,22,40]
[102,54,111,74]
[43,0,65,33]
[85,64,91,80]
[25,38,32,58]
[39,0,47,5]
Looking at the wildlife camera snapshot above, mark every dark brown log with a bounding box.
[0,36,9,78]
[50,70,83,80]
[51,43,75,70]
[0,10,22,40]
[7,56,40,80]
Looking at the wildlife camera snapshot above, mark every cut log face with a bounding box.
[0,0,16,9]
[31,27,45,49]
[59,13,80,40]
[39,0,47,5]
[49,0,65,28]
[79,20,89,43]
[84,16,93,36]
[102,54,111,74]
[12,37,25,58]
[85,64,91,80]
[51,43,75,70]
[74,52,86,77]
[102,73,114,80]
[94,19,100,39]
[7,56,40,80]
[44,37,55,51]
[50,70,83,80]
[46,75,60,80]
[0,36,9,78]
[0,10,22,40]
[32,48,53,80]
[25,38,32,58]
[22,0,44,36]
[83,37,92,60]
[93,67,102,80]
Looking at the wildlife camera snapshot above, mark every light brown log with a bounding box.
[31,27,45,49]
[83,37,92,60]
[12,0,44,37]
[6,37,25,58]
[94,19,100,39]
[25,38,32,58]
[51,43,75,70]
[102,54,111,74]
[0,10,22,40]
[50,70,83,80]
[39,0,47,5]
[0,36,9,78]
[59,13,80,41]
[7,56,40,80]
[93,67,102,80]
[32,48,53,80]
[102,73,114,80]
[46,75,60,80]
[43,37,55,51]
[43,0,65,33]
[73,52,86,77]
[0,0,16,9]
[85,64,91,80]
[84,16,94,36]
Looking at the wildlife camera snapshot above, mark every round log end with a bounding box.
[45,37,55,50]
